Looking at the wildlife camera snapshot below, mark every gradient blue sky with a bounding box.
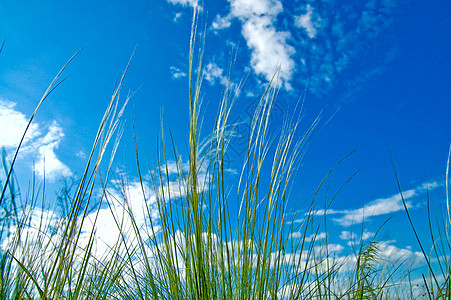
[1,0,450,278]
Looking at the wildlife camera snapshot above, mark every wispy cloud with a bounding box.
[212,0,400,97]
[340,230,375,246]
[294,4,321,39]
[173,12,183,23]
[203,62,229,86]
[339,231,357,241]
[304,180,441,227]
[170,66,187,79]
[315,243,344,254]
[76,150,86,159]
[167,0,199,9]
[213,0,295,90]
[211,14,232,30]
[158,158,190,175]
[0,99,72,181]
[290,0,400,97]
[332,181,438,226]
[288,231,327,242]
[167,0,200,23]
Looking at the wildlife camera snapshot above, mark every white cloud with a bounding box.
[79,180,159,257]
[79,157,212,257]
[287,231,301,239]
[158,159,190,175]
[167,0,199,9]
[295,4,321,38]
[173,12,183,23]
[289,231,327,242]
[155,157,210,181]
[377,240,423,263]
[0,100,72,181]
[332,181,441,226]
[340,230,375,246]
[203,62,229,86]
[241,17,295,89]
[305,208,341,217]
[314,243,344,254]
[303,181,441,227]
[362,231,375,241]
[0,99,40,148]
[213,0,295,90]
[339,231,357,241]
[170,66,187,79]
[333,189,415,226]
[224,168,238,175]
[229,0,282,18]
[76,150,86,159]
[211,14,232,30]
[33,121,72,180]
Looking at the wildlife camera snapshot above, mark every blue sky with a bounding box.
[0,0,450,279]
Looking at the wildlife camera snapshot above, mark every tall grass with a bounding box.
[0,10,449,299]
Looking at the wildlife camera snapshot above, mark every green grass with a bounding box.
[0,11,449,299]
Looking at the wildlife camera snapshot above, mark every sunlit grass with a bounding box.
[0,10,449,300]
